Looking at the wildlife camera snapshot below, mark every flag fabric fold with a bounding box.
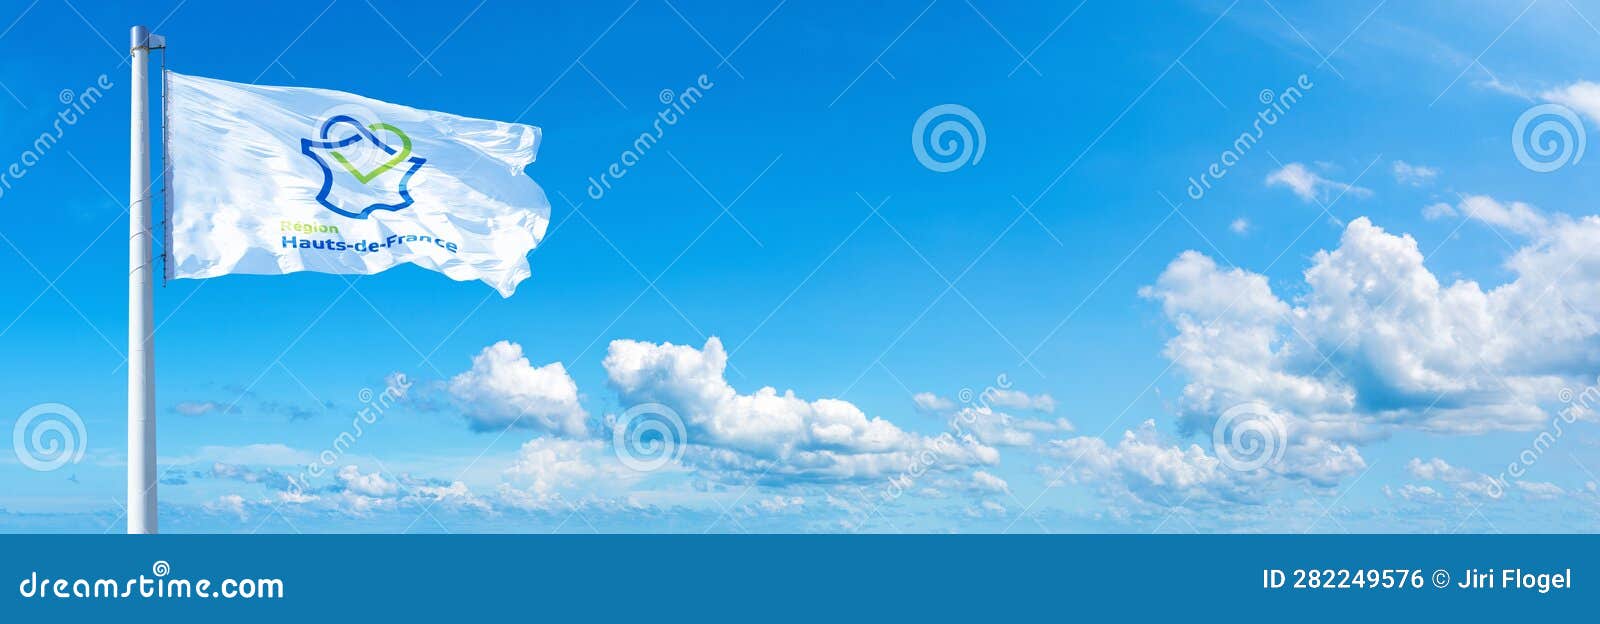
[164,72,549,297]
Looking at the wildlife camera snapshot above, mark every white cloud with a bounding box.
[1266,162,1372,203]
[1230,218,1250,235]
[1383,484,1441,502]
[337,465,398,498]
[1452,194,1552,237]
[1425,193,1562,239]
[1422,202,1457,220]
[1391,160,1438,186]
[204,494,248,520]
[1477,75,1534,100]
[172,401,234,416]
[603,337,999,483]
[1405,458,1504,499]
[1400,458,1565,503]
[913,392,955,413]
[1045,420,1257,506]
[950,406,1073,447]
[448,341,588,436]
[915,388,1057,414]
[970,470,1010,494]
[1517,480,1565,500]
[1143,213,1600,447]
[1405,457,1474,481]
[269,465,488,516]
[1541,80,1600,126]
[755,495,805,513]
[498,437,642,508]
[985,389,1057,413]
[209,462,296,491]
[1119,208,1600,502]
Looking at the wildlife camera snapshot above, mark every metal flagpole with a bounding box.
[128,24,162,534]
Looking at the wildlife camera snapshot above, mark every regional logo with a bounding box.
[300,114,426,219]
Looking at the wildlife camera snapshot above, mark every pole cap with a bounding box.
[130,26,163,51]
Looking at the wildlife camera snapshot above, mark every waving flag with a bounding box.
[163,72,549,296]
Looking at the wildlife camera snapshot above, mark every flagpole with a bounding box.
[128,24,157,534]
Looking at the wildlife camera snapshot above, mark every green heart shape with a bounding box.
[330,123,412,184]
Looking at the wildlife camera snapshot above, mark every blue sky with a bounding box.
[5,0,1600,533]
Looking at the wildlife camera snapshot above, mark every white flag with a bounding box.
[163,72,549,297]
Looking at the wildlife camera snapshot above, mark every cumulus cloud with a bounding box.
[1390,160,1438,186]
[1044,420,1259,506]
[448,341,588,435]
[319,466,487,516]
[497,437,646,509]
[1144,213,1600,441]
[1230,218,1250,235]
[1540,80,1600,126]
[603,337,999,483]
[970,470,1010,494]
[337,465,399,498]
[1112,207,1600,504]
[1266,162,1372,203]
